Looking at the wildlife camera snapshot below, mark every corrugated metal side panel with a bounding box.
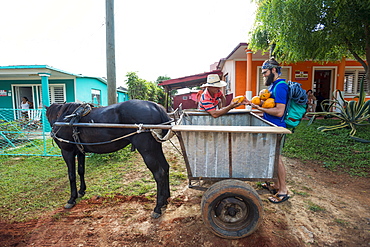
[231,132,276,178]
[181,131,229,178]
[179,112,278,179]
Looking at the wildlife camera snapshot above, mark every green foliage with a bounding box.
[283,119,370,176]
[249,0,370,91]
[155,75,172,106]
[306,77,370,141]
[125,71,149,100]
[155,75,171,86]
[125,72,166,104]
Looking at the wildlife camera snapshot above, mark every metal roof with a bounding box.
[0,65,107,84]
[159,70,222,90]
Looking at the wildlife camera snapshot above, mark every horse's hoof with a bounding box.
[64,203,75,209]
[78,192,85,198]
[151,212,162,219]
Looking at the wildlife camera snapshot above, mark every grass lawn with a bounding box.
[283,118,370,177]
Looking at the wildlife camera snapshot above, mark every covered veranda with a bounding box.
[159,70,223,112]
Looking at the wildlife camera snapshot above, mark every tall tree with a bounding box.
[125,72,167,104]
[155,76,172,106]
[125,72,148,100]
[249,0,370,91]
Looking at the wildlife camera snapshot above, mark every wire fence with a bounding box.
[0,108,61,156]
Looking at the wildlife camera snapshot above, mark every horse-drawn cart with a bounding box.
[50,102,290,239]
[172,110,291,239]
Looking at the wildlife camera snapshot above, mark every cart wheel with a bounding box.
[201,179,263,239]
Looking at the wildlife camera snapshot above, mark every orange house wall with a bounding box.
[236,59,365,102]
[235,60,262,98]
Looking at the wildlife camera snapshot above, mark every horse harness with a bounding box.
[51,103,173,154]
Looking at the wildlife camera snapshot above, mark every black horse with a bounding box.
[46,100,172,218]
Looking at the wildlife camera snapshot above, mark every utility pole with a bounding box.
[106,0,117,105]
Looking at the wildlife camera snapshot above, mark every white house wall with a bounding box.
[222,59,237,96]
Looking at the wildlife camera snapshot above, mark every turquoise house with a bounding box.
[0,65,129,109]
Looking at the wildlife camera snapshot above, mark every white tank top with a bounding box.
[21,102,30,110]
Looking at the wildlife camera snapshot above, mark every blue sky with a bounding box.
[0,0,256,86]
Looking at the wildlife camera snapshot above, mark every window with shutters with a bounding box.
[258,67,290,92]
[344,69,368,94]
[48,85,66,104]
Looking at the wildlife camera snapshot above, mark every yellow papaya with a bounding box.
[251,96,261,106]
[232,96,245,103]
[259,89,271,100]
[262,98,275,108]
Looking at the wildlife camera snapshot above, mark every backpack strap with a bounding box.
[271,80,288,98]
[272,80,290,121]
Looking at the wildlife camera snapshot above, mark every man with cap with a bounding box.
[247,57,290,204]
[198,74,241,118]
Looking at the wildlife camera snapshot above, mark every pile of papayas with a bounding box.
[251,89,275,108]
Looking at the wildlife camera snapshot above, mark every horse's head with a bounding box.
[45,103,82,126]
[46,103,62,126]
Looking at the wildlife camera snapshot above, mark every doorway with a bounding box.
[313,70,332,111]
[13,86,34,109]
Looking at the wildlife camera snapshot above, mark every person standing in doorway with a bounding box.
[20,97,33,119]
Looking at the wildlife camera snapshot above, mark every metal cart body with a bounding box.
[172,110,291,186]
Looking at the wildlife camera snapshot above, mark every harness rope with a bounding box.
[51,123,147,145]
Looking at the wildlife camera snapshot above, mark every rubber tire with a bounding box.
[201,179,263,239]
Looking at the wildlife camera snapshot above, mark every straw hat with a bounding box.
[201,74,227,88]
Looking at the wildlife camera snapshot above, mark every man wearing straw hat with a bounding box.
[198,74,241,118]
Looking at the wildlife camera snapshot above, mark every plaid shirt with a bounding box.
[198,88,224,112]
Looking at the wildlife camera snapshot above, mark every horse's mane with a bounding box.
[56,103,82,120]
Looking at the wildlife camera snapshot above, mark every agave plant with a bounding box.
[307,76,370,142]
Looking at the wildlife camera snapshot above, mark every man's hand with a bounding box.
[229,100,242,109]
[241,97,251,105]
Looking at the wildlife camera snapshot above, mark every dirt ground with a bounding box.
[1,140,370,247]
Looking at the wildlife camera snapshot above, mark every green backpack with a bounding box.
[273,81,308,129]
